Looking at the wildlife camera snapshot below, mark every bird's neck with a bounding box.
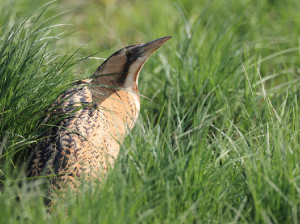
[90,80,140,139]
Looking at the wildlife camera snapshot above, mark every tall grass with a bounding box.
[1,0,300,223]
[0,2,82,176]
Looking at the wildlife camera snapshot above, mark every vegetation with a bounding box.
[1,0,300,223]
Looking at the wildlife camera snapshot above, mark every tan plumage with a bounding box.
[26,37,171,189]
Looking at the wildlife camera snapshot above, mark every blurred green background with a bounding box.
[1,0,300,223]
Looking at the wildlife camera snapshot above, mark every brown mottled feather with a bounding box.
[26,81,138,189]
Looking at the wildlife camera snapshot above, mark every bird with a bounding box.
[26,36,172,190]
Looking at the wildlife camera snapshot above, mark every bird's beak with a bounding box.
[136,36,172,58]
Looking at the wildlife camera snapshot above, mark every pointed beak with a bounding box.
[136,36,172,58]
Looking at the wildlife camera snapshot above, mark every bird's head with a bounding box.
[91,36,171,92]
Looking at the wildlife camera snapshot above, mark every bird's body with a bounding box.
[26,37,171,189]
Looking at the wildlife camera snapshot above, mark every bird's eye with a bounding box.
[126,51,133,58]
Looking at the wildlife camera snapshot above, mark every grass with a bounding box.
[1,0,300,223]
[0,3,79,167]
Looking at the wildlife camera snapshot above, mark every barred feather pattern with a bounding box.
[26,80,139,190]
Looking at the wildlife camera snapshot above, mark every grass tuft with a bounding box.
[0,2,83,176]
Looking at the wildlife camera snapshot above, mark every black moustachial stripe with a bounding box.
[115,45,142,85]
[92,45,140,85]
[115,58,131,85]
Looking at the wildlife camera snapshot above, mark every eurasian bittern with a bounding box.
[26,36,171,189]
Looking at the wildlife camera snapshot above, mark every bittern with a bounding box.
[26,36,171,189]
